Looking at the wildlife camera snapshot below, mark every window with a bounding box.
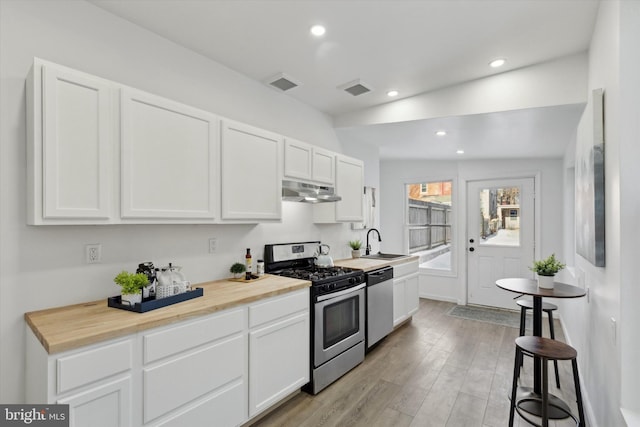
[406,180,453,272]
[478,186,521,247]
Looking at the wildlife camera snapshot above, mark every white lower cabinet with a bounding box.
[392,260,420,327]
[25,333,135,427]
[58,377,132,427]
[26,289,310,427]
[248,289,309,417]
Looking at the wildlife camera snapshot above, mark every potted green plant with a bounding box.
[230,262,246,279]
[529,253,565,289]
[114,271,149,305]
[349,240,363,258]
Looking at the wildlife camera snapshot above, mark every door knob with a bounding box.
[469,247,475,252]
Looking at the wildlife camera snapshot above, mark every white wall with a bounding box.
[559,1,632,426]
[618,0,640,422]
[380,158,564,303]
[0,0,373,403]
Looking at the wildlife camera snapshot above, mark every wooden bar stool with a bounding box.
[508,336,586,427]
[517,299,561,388]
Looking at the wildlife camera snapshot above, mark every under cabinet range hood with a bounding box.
[282,180,342,203]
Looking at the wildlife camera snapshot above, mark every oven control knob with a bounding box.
[330,283,337,290]
[349,277,356,284]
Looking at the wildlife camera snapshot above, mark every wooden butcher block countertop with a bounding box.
[334,255,419,272]
[25,274,310,354]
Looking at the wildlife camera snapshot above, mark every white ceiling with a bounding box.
[336,104,586,160]
[90,0,599,159]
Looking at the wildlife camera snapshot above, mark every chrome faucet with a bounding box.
[366,228,382,255]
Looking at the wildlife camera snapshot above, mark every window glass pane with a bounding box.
[407,181,452,271]
[478,186,521,246]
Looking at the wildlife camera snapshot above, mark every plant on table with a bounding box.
[230,262,246,278]
[530,254,565,289]
[349,240,363,258]
[529,253,566,276]
[114,271,149,305]
[348,240,362,250]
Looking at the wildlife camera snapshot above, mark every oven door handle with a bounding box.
[316,283,366,302]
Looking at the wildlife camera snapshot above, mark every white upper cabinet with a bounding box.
[120,88,218,220]
[283,139,312,181]
[311,147,335,185]
[314,154,364,223]
[335,155,364,221]
[221,120,282,220]
[284,138,335,185]
[27,61,115,224]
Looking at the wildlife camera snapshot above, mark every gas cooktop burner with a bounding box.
[279,266,356,282]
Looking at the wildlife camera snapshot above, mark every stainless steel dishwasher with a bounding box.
[366,266,394,350]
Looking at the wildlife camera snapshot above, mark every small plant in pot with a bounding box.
[114,271,149,306]
[530,253,565,289]
[230,262,246,279]
[349,240,363,258]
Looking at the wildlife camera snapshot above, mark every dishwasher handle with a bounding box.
[366,266,393,286]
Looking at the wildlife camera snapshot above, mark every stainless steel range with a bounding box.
[264,241,366,394]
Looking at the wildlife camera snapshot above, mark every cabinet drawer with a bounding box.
[144,308,244,364]
[57,339,132,394]
[143,334,244,423]
[393,260,419,278]
[154,381,245,427]
[249,289,308,329]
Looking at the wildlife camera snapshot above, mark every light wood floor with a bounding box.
[250,298,584,427]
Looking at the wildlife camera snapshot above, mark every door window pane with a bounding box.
[478,187,521,246]
[406,181,452,271]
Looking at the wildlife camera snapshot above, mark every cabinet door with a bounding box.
[121,88,218,219]
[284,138,312,181]
[312,148,335,185]
[58,377,131,427]
[41,65,113,220]
[335,155,364,221]
[249,312,309,417]
[405,273,420,317]
[220,120,282,220]
[143,335,245,424]
[393,278,407,327]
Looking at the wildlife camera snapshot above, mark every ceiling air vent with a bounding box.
[338,79,373,96]
[265,73,300,92]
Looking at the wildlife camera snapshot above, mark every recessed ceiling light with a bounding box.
[310,25,326,37]
[435,130,447,137]
[387,90,399,97]
[489,58,506,68]
[456,149,465,154]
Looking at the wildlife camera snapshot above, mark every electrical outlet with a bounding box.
[85,244,102,264]
[209,238,217,254]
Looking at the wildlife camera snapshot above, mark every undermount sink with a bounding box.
[362,253,407,260]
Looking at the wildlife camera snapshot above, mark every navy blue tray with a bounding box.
[108,288,203,313]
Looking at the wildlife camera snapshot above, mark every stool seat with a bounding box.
[516,336,577,361]
[509,335,586,427]
[516,299,558,312]
[516,298,561,389]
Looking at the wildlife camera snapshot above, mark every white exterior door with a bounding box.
[467,178,535,309]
